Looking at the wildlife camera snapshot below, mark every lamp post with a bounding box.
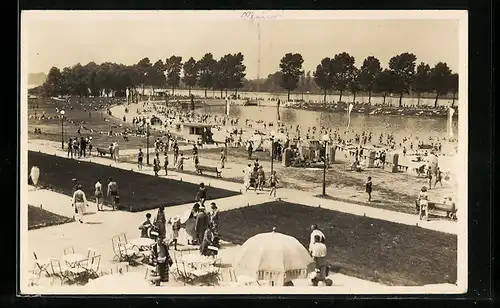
[322,134,330,196]
[270,131,275,175]
[146,117,151,165]
[60,110,65,149]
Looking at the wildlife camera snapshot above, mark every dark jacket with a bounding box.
[195,210,209,233]
[152,242,173,266]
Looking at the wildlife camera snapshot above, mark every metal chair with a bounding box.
[32,252,51,282]
[63,246,75,255]
[49,259,71,285]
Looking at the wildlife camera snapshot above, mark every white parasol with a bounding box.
[233,228,313,286]
[30,166,40,187]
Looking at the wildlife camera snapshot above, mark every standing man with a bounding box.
[310,235,328,286]
[220,149,226,169]
[72,184,88,224]
[107,177,119,211]
[194,206,209,246]
[308,224,326,253]
[365,176,373,202]
[152,236,173,286]
[163,153,169,176]
[94,179,104,211]
[153,153,160,176]
[173,141,179,164]
[138,148,144,170]
[67,138,74,158]
[209,202,219,234]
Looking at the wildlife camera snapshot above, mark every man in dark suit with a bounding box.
[195,206,209,245]
[152,236,173,286]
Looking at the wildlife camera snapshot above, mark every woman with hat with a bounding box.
[152,236,173,286]
[418,186,430,221]
[167,216,180,250]
[209,202,219,234]
[154,206,167,239]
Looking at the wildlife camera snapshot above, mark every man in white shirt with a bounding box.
[72,184,88,223]
[310,235,328,286]
[309,224,326,252]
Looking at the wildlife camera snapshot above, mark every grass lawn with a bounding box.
[131,146,431,215]
[28,98,182,150]
[28,205,74,230]
[28,151,240,212]
[218,201,457,286]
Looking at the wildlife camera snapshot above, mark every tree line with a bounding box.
[276,52,458,107]
[39,51,458,108]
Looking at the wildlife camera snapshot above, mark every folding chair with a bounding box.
[116,261,130,274]
[63,246,75,255]
[87,248,97,259]
[84,255,101,279]
[50,259,71,286]
[32,252,51,282]
[145,265,160,284]
[67,260,88,285]
[118,242,143,265]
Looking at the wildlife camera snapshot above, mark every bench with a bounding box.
[414,200,457,220]
[96,147,112,157]
[196,165,222,178]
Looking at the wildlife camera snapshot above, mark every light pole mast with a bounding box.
[257,22,261,106]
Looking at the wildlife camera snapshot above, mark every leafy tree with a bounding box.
[279,53,304,101]
[374,69,394,104]
[358,56,382,104]
[182,57,199,96]
[388,52,417,107]
[348,68,361,103]
[213,55,232,97]
[165,56,183,96]
[136,58,152,95]
[412,62,432,106]
[449,73,459,107]
[84,62,101,97]
[42,66,63,97]
[227,52,246,95]
[197,53,217,98]
[330,52,356,102]
[429,62,453,107]
[313,57,333,103]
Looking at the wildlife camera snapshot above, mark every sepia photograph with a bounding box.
[20,10,468,295]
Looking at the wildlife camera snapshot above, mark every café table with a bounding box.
[62,253,87,268]
[129,238,155,250]
[180,254,217,269]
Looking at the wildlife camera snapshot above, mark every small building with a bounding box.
[177,122,214,143]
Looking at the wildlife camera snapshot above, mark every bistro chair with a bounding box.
[49,259,71,286]
[63,246,75,255]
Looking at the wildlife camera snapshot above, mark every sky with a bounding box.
[23,11,464,80]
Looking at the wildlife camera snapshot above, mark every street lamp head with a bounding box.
[60,110,65,115]
[322,134,330,142]
[146,117,151,124]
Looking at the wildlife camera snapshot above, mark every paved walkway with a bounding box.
[24,186,390,293]
[28,140,458,235]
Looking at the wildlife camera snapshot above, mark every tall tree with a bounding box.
[197,53,217,98]
[449,73,459,107]
[136,57,152,95]
[213,54,232,97]
[313,57,333,103]
[227,52,246,95]
[374,69,394,105]
[358,56,382,104]
[182,57,199,96]
[330,52,356,102]
[279,53,304,101]
[149,59,166,92]
[388,52,417,107]
[348,68,361,103]
[412,62,432,106]
[165,56,183,96]
[429,62,453,108]
[43,66,63,97]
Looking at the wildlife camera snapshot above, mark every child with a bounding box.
[435,167,443,187]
